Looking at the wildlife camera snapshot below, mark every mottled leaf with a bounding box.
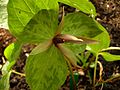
[7,0,59,42]
[25,45,68,90]
[62,12,102,38]
[61,12,102,53]
[22,9,58,43]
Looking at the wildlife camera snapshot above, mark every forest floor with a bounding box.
[0,0,120,90]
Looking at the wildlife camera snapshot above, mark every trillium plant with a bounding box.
[1,0,120,90]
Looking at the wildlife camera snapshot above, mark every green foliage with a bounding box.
[23,8,101,89]
[62,12,102,38]
[2,42,22,75]
[7,0,58,40]
[99,52,120,62]
[25,45,68,90]
[60,11,102,54]
[87,21,110,54]
[0,0,119,90]
[0,42,22,90]
[4,42,22,62]
[99,47,120,62]
[58,0,96,17]
[22,9,58,43]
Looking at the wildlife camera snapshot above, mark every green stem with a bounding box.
[93,54,99,90]
[65,58,77,90]
[12,70,25,77]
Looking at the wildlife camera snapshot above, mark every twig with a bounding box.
[103,74,120,83]
[96,74,120,86]
[12,70,25,77]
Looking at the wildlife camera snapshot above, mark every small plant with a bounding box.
[1,0,120,90]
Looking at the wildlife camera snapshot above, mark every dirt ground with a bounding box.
[0,0,120,90]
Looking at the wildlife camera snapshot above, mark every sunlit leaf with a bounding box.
[3,42,22,75]
[7,0,59,42]
[58,0,96,17]
[25,45,68,90]
[36,0,59,11]
[4,41,22,62]
[99,52,120,62]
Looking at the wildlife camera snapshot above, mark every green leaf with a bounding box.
[7,0,59,41]
[1,41,22,90]
[64,43,86,54]
[99,52,120,62]
[4,41,22,62]
[61,12,102,53]
[4,43,14,60]
[0,71,12,90]
[62,12,102,38]
[63,36,98,55]
[25,45,68,90]
[7,0,39,36]
[3,41,22,75]
[58,0,96,17]
[87,21,110,54]
[36,0,59,11]
[22,9,58,43]
[0,0,9,28]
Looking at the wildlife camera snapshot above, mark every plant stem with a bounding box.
[12,70,25,77]
[93,54,99,90]
[65,58,77,90]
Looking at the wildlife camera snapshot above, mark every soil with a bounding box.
[0,0,120,90]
